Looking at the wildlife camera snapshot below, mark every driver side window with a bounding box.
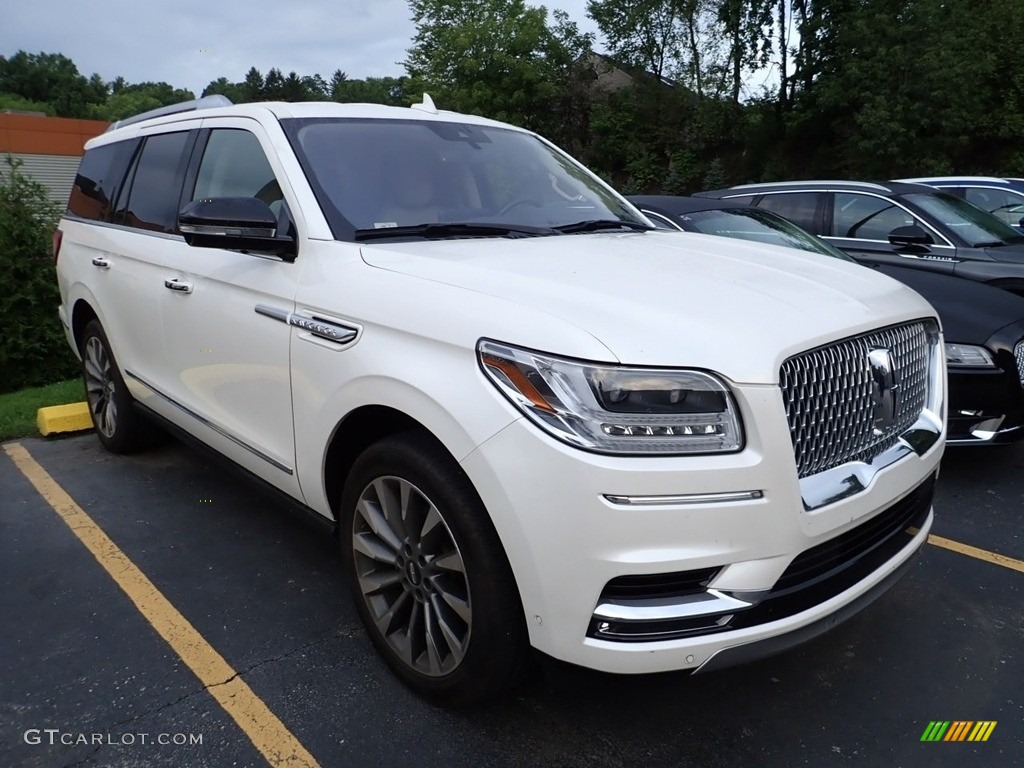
[192,129,283,219]
[832,193,915,240]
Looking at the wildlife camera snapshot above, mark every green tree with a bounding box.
[93,81,195,120]
[242,67,265,101]
[0,157,78,392]
[0,51,105,117]
[405,0,592,136]
[201,76,246,103]
[778,0,1024,178]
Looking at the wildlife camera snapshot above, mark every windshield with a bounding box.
[680,208,855,261]
[905,192,1024,247]
[282,118,647,241]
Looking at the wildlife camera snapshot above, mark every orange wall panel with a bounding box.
[0,114,110,157]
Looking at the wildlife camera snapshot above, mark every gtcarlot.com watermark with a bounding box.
[24,728,203,747]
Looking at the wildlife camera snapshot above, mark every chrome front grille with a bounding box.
[1015,340,1024,388]
[780,322,930,478]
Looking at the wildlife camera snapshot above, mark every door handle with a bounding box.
[91,257,110,269]
[163,278,194,294]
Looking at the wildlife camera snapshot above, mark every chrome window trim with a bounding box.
[720,189,956,249]
[825,189,956,248]
[125,370,294,474]
[62,214,186,242]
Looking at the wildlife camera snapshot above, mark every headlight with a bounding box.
[477,340,743,454]
[945,343,995,368]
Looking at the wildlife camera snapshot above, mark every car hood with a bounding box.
[982,242,1024,262]
[360,231,936,384]
[875,265,1024,343]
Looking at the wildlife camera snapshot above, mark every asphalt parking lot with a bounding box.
[2,433,1021,768]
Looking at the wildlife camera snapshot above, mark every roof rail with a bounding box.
[733,180,892,191]
[105,95,233,132]
[730,180,891,192]
[897,176,1011,184]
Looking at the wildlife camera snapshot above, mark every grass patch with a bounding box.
[0,378,86,442]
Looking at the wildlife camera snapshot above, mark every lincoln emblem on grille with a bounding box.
[868,347,899,435]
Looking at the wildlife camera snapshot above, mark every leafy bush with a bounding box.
[0,156,79,393]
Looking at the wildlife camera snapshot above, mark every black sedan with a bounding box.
[694,180,1024,296]
[630,195,1024,445]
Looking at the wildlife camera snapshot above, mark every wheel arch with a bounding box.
[322,405,439,522]
[71,297,100,353]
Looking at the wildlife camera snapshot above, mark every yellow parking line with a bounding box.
[929,534,1024,574]
[3,442,320,768]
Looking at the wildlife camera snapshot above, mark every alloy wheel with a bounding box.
[352,476,472,677]
[84,336,118,438]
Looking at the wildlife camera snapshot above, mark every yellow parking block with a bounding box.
[37,402,93,436]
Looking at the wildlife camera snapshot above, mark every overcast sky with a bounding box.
[2,0,602,97]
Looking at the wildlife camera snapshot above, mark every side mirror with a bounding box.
[888,224,933,247]
[179,197,296,260]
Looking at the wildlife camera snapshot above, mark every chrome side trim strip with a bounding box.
[603,490,764,506]
[594,589,757,622]
[254,304,359,345]
[125,370,293,475]
[255,304,290,323]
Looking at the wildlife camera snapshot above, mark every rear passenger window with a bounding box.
[755,192,820,231]
[119,132,190,234]
[191,130,282,216]
[832,193,914,240]
[68,142,134,222]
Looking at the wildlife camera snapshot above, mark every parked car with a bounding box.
[897,177,1024,232]
[630,195,1024,445]
[695,180,1024,296]
[55,96,945,704]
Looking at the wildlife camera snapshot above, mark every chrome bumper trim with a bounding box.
[798,410,942,511]
[603,490,764,507]
[594,588,758,623]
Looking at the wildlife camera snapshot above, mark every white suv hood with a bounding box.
[360,231,936,384]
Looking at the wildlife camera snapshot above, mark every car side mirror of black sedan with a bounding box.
[888,225,934,247]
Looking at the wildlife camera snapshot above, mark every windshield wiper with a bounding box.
[552,219,653,234]
[354,222,553,241]
[973,240,1008,248]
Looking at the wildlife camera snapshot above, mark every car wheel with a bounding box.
[340,431,530,705]
[80,319,153,454]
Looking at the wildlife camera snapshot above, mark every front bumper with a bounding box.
[460,381,942,675]
[946,365,1024,444]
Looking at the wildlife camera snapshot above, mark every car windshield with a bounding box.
[282,118,647,241]
[905,193,1024,247]
[680,208,855,261]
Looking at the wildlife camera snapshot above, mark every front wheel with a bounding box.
[339,432,530,705]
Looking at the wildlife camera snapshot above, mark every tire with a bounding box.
[339,431,531,706]
[80,319,154,454]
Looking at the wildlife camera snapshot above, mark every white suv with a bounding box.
[54,95,946,704]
